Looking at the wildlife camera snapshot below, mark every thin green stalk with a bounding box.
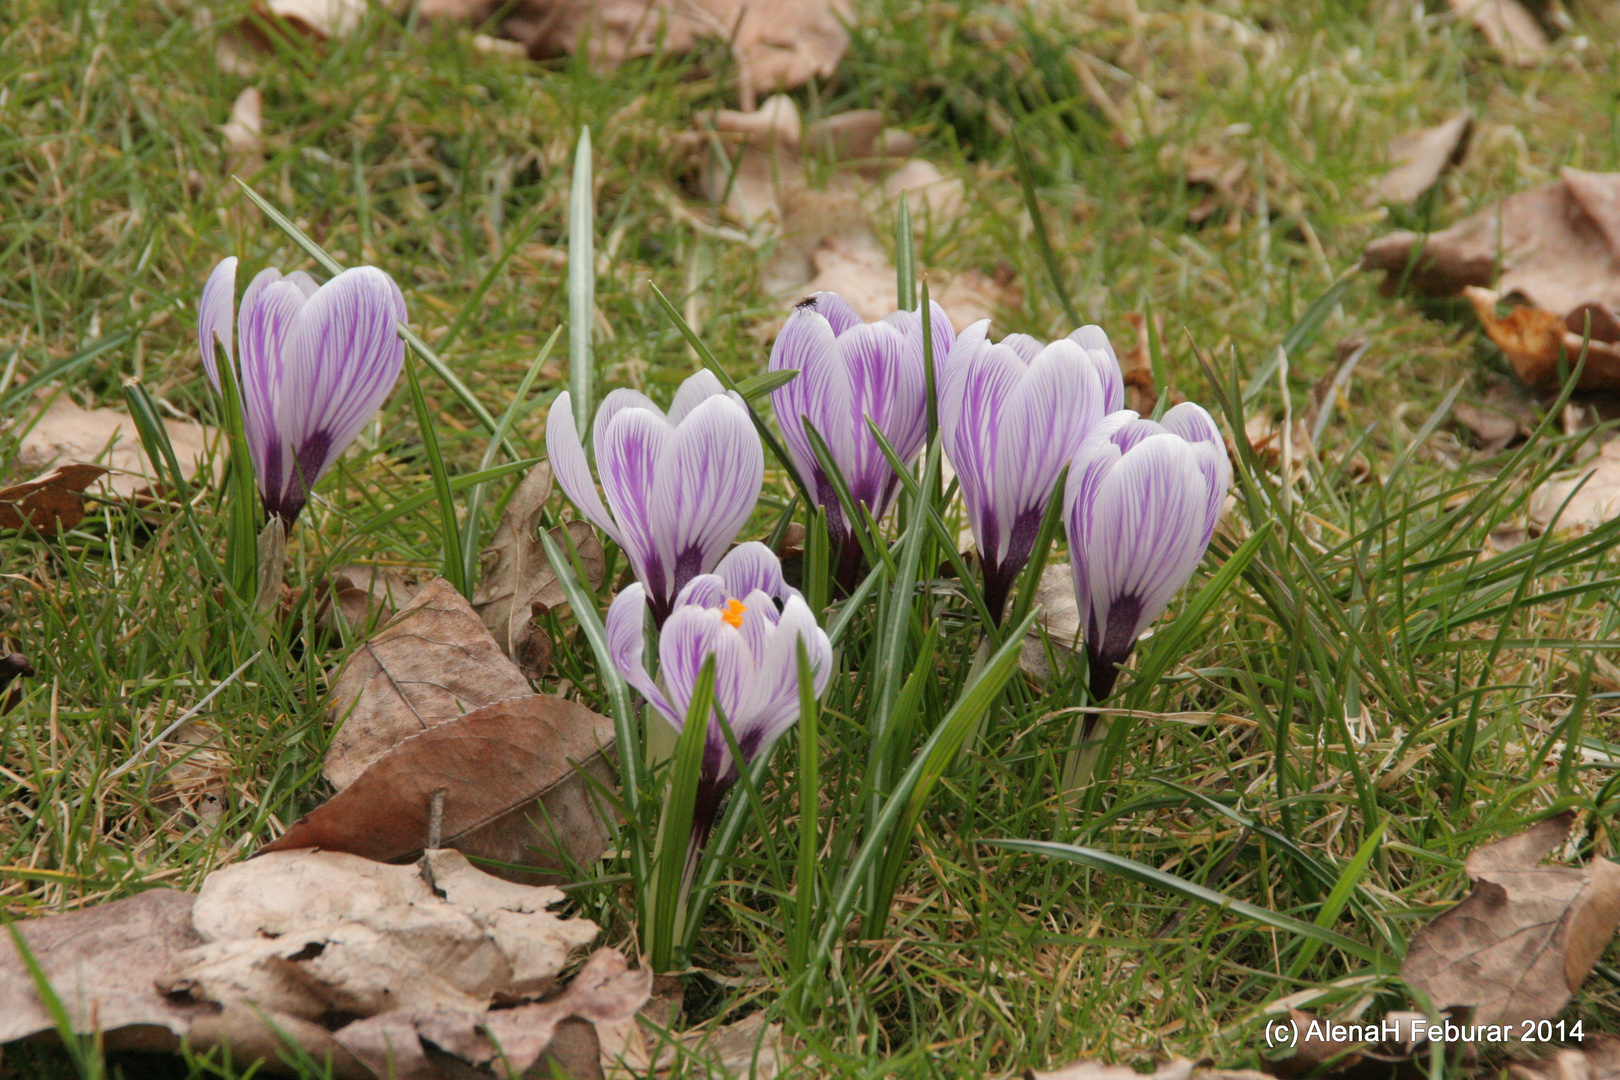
[568,125,595,433]
[403,349,466,596]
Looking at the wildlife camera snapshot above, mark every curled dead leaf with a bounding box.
[0,463,109,534]
[1529,438,1620,531]
[1445,0,1549,65]
[313,564,417,638]
[471,460,605,679]
[1401,811,1620,1026]
[324,576,533,791]
[270,694,617,879]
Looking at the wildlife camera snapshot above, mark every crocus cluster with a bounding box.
[199,257,408,526]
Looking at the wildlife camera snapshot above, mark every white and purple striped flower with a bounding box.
[768,292,955,591]
[938,322,1125,623]
[198,257,408,526]
[547,371,763,626]
[606,542,832,859]
[1064,403,1230,701]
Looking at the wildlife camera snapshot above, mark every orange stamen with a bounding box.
[721,598,747,629]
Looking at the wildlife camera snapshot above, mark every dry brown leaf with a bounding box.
[222,86,263,177]
[314,564,418,638]
[1374,113,1472,206]
[0,889,208,1047]
[338,946,649,1080]
[0,652,34,714]
[792,230,1018,327]
[1026,1059,1194,1080]
[1529,437,1620,531]
[1509,1034,1620,1080]
[259,0,371,39]
[324,576,533,791]
[1463,286,1620,390]
[1401,811,1620,1026]
[267,694,617,878]
[1266,1009,1371,1080]
[471,460,605,679]
[600,1010,795,1079]
[1445,0,1549,64]
[1452,380,1539,454]
[1021,562,1084,682]
[0,462,109,533]
[14,393,217,500]
[518,0,850,100]
[1364,170,1620,389]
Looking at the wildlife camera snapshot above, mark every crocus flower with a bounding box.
[1064,403,1230,705]
[198,257,408,526]
[547,371,763,627]
[606,542,832,869]
[938,322,1125,623]
[768,292,955,591]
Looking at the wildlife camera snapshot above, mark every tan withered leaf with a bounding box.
[471,460,605,679]
[1364,170,1620,389]
[1025,1059,1194,1080]
[1374,112,1472,206]
[0,889,208,1047]
[600,1009,797,1079]
[337,947,649,1080]
[267,694,617,875]
[1445,0,1549,65]
[1464,286,1620,390]
[517,0,851,101]
[324,576,532,791]
[1401,811,1620,1026]
[1021,563,1084,683]
[14,393,217,500]
[0,463,108,534]
[313,564,417,638]
[1509,1034,1620,1080]
[1529,438,1620,531]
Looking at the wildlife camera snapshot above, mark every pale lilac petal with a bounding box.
[989,341,1104,565]
[606,585,678,726]
[735,589,776,667]
[277,267,407,507]
[938,318,991,393]
[598,407,676,603]
[198,257,237,392]
[674,574,728,610]
[839,320,916,507]
[1160,401,1220,446]
[800,292,861,336]
[736,596,831,762]
[667,369,729,426]
[545,391,625,550]
[940,342,1026,563]
[650,394,764,591]
[238,270,313,496]
[883,298,956,382]
[1110,416,1168,455]
[1162,402,1229,540]
[1069,325,1125,414]
[1000,333,1043,363]
[1081,434,1210,654]
[660,605,752,776]
[713,542,796,603]
[593,388,664,458]
[768,308,851,493]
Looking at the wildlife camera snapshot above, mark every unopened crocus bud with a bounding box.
[198,257,408,525]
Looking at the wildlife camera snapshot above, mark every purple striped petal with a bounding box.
[713,541,797,604]
[198,257,237,393]
[660,604,753,775]
[274,267,406,518]
[1069,325,1125,414]
[545,390,625,550]
[667,369,730,425]
[768,307,852,496]
[799,292,862,336]
[1162,402,1230,542]
[940,340,1026,565]
[650,394,764,592]
[605,585,678,726]
[674,573,729,610]
[1071,434,1211,679]
[737,595,832,762]
[839,320,916,509]
[1000,333,1043,363]
[598,406,675,605]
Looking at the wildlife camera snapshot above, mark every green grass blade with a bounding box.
[403,349,466,596]
[648,655,715,972]
[1012,129,1081,328]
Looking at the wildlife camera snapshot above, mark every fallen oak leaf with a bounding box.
[324,576,532,791]
[1445,0,1549,65]
[0,463,109,534]
[1401,811,1620,1026]
[266,694,617,878]
[1528,437,1620,531]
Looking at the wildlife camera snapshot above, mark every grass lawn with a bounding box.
[3,0,1620,1075]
